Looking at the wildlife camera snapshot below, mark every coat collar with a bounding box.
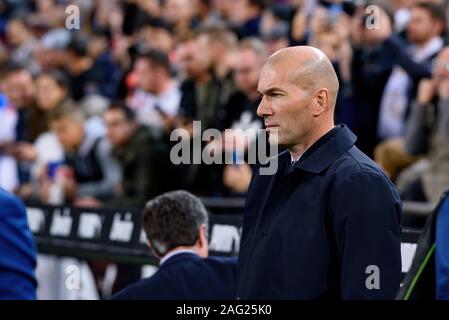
[158,251,201,269]
[289,124,357,174]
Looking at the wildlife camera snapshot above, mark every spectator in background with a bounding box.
[374,1,446,181]
[42,104,121,205]
[194,0,222,27]
[176,33,225,195]
[221,38,267,195]
[14,69,70,200]
[135,17,176,54]
[87,28,120,99]
[1,63,35,190]
[196,26,238,83]
[162,0,197,38]
[103,102,176,208]
[262,22,290,55]
[307,5,354,127]
[378,1,445,141]
[128,49,181,133]
[64,33,106,101]
[2,63,35,143]
[112,190,237,300]
[401,47,449,203]
[5,16,38,73]
[0,187,36,299]
[350,3,395,158]
[33,28,72,73]
[177,31,225,134]
[230,0,266,38]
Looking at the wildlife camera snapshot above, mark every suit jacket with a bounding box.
[112,252,237,300]
[237,125,402,299]
[0,188,37,299]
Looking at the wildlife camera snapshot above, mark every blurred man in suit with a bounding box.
[0,188,37,299]
[112,190,237,300]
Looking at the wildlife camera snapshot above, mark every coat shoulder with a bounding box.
[330,146,398,193]
[332,146,389,179]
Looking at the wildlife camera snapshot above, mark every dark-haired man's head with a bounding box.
[136,17,175,53]
[103,101,138,147]
[134,49,173,95]
[408,1,445,45]
[88,28,111,59]
[2,63,34,108]
[142,190,209,259]
[65,33,93,75]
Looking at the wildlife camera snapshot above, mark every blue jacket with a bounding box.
[237,125,402,299]
[112,252,237,300]
[436,193,449,300]
[0,188,37,300]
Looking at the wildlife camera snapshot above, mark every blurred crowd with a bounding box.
[1,0,449,207]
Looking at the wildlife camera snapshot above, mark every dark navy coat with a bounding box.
[0,188,37,300]
[237,125,402,299]
[112,252,237,300]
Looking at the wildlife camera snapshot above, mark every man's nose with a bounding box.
[257,98,272,118]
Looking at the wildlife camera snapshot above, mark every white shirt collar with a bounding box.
[290,153,302,163]
[159,249,198,266]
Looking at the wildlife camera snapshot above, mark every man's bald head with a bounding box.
[266,46,339,111]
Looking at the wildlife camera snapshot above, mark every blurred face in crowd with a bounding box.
[163,0,194,24]
[314,32,340,62]
[3,69,35,107]
[229,0,260,25]
[178,38,211,80]
[134,58,160,94]
[35,75,67,111]
[6,19,29,46]
[34,46,66,71]
[407,7,443,45]
[234,48,264,96]
[104,108,136,147]
[88,35,108,59]
[140,26,174,53]
[265,37,289,56]
[51,117,84,151]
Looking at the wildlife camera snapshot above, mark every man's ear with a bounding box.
[312,88,328,117]
[198,224,208,247]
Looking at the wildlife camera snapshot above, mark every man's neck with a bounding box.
[288,124,335,160]
[159,247,199,265]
